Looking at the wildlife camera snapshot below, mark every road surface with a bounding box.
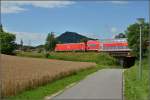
[52,69,123,100]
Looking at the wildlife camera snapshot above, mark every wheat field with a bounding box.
[0,54,96,97]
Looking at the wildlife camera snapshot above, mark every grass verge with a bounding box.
[16,52,118,66]
[48,52,119,66]
[124,58,149,100]
[5,67,99,100]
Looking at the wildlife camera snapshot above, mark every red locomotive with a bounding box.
[55,39,130,52]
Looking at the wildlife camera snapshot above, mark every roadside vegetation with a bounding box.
[124,58,149,100]
[124,19,149,100]
[48,52,119,66]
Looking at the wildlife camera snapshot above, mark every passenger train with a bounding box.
[55,38,130,52]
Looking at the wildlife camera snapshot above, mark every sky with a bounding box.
[1,0,149,46]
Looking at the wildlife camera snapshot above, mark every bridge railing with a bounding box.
[100,48,132,52]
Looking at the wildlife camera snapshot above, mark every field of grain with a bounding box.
[0,54,96,97]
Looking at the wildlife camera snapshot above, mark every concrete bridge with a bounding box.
[101,49,136,68]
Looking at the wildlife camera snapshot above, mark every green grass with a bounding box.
[16,52,118,66]
[5,67,100,100]
[48,52,119,66]
[124,58,149,100]
[16,51,46,58]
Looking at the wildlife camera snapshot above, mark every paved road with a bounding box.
[52,69,123,100]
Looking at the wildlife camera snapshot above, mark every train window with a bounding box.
[110,47,113,50]
[113,46,115,49]
[111,46,114,49]
[103,47,105,50]
[120,46,123,49]
[88,44,96,47]
[110,46,112,49]
[123,46,127,49]
[104,47,107,50]
[104,46,108,50]
[125,46,128,49]
[109,47,111,50]
[115,46,118,49]
[118,46,121,49]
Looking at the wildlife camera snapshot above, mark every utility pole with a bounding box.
[20,39,23,51]
[137,18,144,80]
[139,23,142,79]
[28,40,31,51]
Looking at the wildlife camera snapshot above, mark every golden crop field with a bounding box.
[0,54,96,97]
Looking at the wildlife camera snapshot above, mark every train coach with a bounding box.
[55,42,85,51]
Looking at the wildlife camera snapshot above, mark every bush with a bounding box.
[0,31,16,55]
[95,53,118,65]
[45,53,49,58]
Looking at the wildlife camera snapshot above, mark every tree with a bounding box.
[0,26,16,54]
[126,19,149,57]
[45,32,57,51]
[20,39,23,51]
[80,38,88,51]
[115,33,126,39]
[0,24,4,32]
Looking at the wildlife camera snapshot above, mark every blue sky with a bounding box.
[1,1,149,46]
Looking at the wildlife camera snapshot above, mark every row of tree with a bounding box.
[0,24,57,54]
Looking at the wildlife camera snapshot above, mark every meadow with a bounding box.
[17,52,119,67]
[48,52,119,66]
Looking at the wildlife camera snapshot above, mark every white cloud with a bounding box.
[110,27,118,33]
[3,27,9,32]
[12,31,47,46]
[1,1,75,14]
[96,1,129,4]
[109,1,129,4]
[1,5,27,14]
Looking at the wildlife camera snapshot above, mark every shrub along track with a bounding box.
[1,54,96,97]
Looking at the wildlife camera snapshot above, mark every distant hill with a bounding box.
[56,31,95,43]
